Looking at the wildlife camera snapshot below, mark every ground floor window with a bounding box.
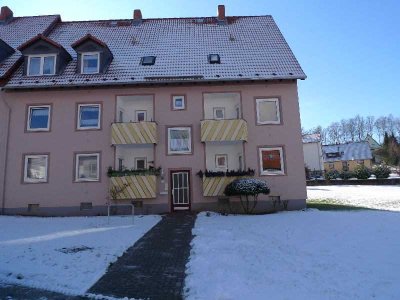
[259,147,285,175]
[328,163,335,170]
[23,154,48,183]
[215,154,228,170]
[75,153,100,182]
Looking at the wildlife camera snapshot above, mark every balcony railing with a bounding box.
[202,176,245,197]
[200,119,248,142]
[111,122,157,145]
[110,175,157,200]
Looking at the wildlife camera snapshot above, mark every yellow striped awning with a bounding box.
[111,122,157,145]
[110,175,157,199]
[201,119,248,142]
[203,176,246,197]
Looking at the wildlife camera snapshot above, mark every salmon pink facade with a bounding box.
[0,5,307,215]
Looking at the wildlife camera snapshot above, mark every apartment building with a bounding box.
[0,5,307,215]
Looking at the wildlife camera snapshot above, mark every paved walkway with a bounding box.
[89,213,196,299]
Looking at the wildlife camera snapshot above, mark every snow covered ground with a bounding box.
[307,185,400,211]
[0,215,160,296]
[185,210,400,300]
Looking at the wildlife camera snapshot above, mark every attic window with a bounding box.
[208,54,220,64]
[81,52,100,74]
[27,55,56,76]
[141,56,156,66]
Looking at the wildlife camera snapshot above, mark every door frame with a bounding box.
[169,168,192,212]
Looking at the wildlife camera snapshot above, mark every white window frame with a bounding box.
[27,54,57,76]
[172,95,185,110]
[213,107,225,120]
[259,147,285,175]
[77,103,101,130]
[256,98,281,125]
[24,154,48,183]
[135,110,147,122]
[81,52,100,74]
[135,157,147,170]
[215,154,228,170]
[27,105,51,131]
[167,127,192,155]
[75,153,100,182]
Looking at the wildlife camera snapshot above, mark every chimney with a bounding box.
[133,9,142,25]
[0,6,13,24]
[217,5,226,21]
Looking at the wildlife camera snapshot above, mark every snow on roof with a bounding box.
[0,15,60,78]
[302,133,320,144]
[5,15,306,89]
[322,142,373,162]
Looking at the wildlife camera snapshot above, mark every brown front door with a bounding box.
[170,171,190,211]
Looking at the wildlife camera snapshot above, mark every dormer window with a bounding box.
[208,54,220,64]
[141,56,156,66]
[81,52,100,74]
[27,54,56,76]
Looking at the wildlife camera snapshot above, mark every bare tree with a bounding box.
[375,116,388,143]
[354,115,365,141]
[327,122,342,144]
[365,115,375,137]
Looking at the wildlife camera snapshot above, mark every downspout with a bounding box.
[1,89,11,214]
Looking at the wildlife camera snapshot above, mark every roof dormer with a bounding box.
[71,34,113,74]
[0,38,15,62]
[18,34,71,76]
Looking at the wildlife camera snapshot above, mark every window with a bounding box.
[24,154,48,183]
[77,104,101,129]
[172,95,185,110]
[81,52,100,74]
[357,160,364,165]
[118,158,124,171]
[135,157,147,170]
[168,127,192,154]
[208,54,220,64]
[141,56,156,66]
[213,107,225,120]
[328,163,335,170]
[75,153,100,182]
[27,105,51,131]
[27,55,56,76]
[256,98,281,124]
[342,161,349,171]
[135,110,147,122]
[259,147,285,175]
[215,154,228,170]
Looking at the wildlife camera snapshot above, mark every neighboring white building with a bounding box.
[303,134,324,176]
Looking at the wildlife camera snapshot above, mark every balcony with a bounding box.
[200,119,248,142]
[111,122,157,145]
[110,175,157,200]
[202,176,244,197]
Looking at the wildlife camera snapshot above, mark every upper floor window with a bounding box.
[27,105,51,131]
[172,95,185,110]
[213,107,225,120]
[24,154,49,183]
[81,52,100,74]
[135,110,147,122]
[77,104,101,130]
[256,98,281,125]
[168,127,192,155]
[28,55,56,76]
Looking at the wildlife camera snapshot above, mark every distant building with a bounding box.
[365,134,381,163]
[302,134,324,176]
[322,142,373,172]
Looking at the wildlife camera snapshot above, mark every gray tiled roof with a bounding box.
[302,134,320,144]
[0,15,60,78]
[5,15,306,89]
[322,142,373,162]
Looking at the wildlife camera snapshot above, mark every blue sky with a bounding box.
[4,0,399,129]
